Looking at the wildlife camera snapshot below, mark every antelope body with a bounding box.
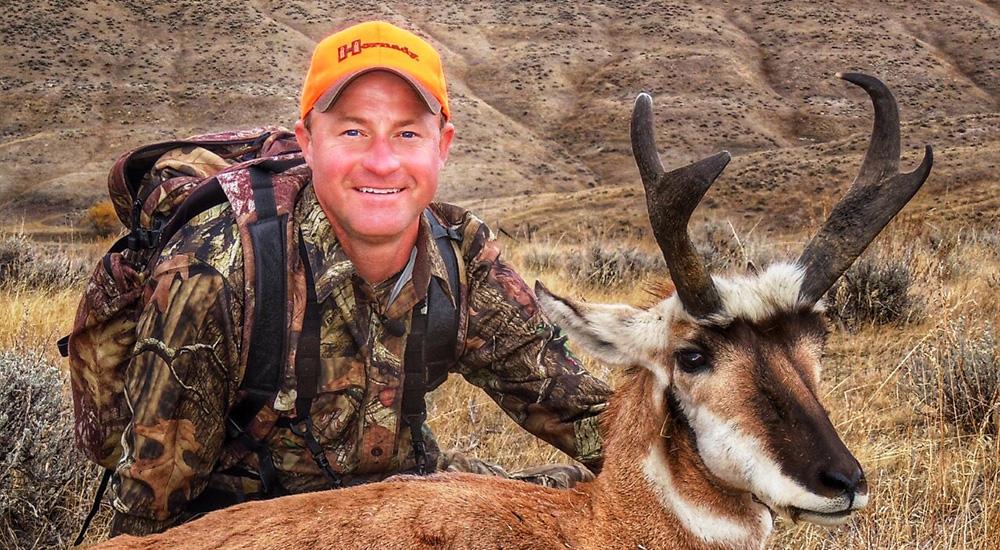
[93,74,931,550]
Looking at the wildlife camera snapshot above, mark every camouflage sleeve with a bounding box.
[453,219,612,472]
[109,252,240,535]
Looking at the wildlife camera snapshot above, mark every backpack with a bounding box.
[59,127,461,541]
[60,127,304,471]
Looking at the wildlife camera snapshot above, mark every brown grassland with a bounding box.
[1,1,999,548]
[2,219,998,549]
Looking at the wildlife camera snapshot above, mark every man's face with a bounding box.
[295,71,454,249]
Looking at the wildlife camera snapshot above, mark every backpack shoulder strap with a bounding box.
[220,157,308,497]
[424,209,462,388]
[401,208,463,474]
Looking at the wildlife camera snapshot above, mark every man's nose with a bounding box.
[361,137,401,175]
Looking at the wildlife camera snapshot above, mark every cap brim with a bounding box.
[312,67,443,117]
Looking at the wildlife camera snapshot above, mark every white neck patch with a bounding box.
[642,444,771,549]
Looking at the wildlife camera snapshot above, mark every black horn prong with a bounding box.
[797,74,933,304]
[647,152,730,317]
[631,93,728,319]
[838,72,901,181]
[631,93,665,186]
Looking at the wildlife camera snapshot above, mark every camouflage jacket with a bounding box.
[110,178,611,534]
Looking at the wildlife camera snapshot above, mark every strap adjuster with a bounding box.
[411,439,428,474]
[288,416,342,488]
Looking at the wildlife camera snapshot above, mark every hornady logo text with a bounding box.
[338,39,419,61]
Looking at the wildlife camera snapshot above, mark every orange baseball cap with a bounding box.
[300,21,450,122]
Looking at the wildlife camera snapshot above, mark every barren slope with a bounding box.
[1,0,997,237]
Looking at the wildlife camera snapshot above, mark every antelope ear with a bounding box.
[535,281,669,368]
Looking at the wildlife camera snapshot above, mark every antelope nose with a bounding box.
[819,465,867,498]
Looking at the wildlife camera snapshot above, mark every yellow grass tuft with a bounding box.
[85,201,124,238]
[0,286,82,357]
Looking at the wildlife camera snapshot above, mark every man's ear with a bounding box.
[438,121,455,168]
[295,118,313,168]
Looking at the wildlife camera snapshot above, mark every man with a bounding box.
[109,20,611,535]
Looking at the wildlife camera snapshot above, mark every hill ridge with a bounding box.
[2,0,997,237]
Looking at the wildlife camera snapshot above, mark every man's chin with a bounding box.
[334,216,423,247]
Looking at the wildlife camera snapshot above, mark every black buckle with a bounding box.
[225,416,244,440]
[289,417,342,488]
[57,334,70,358]
[404,411,429,475]
[126,226,162,250]
[412,440,428,475]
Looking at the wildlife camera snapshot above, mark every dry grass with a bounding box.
[0,233,106,355]
[0,219,997,549]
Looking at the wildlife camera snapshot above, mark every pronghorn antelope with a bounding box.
[93,73,931,550]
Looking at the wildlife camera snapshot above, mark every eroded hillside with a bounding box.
[2,0,998,237]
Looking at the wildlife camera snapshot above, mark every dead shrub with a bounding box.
[85,201,123,237]
[0,349,97,549]
[826,254,924,329]
[907,317,1000,435]
[0,234,90,290]
[563,242,666,287]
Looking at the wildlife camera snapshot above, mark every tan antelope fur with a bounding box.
[92,73,931,550]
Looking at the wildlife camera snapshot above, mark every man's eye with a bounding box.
[344,129,361,137]
[400,131,417,139]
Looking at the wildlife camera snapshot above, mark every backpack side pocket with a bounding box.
[68,247,150,470]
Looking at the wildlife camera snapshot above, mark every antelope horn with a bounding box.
[797,73,933,304]
[631,93,729,318]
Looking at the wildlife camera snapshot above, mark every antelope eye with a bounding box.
[676,350,710,373]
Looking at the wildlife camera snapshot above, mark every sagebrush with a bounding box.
[695,221,778,272]
[826,252,924,329]
[519,238,666,288]
[908,317,1000,435]
[0,348,100,549]
[0,233,90,290]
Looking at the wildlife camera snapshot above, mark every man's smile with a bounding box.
[357,187,403,195]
